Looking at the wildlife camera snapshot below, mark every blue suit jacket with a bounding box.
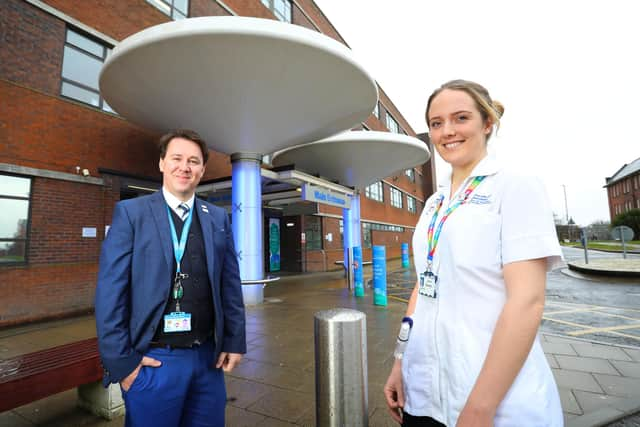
[95,191,246,385]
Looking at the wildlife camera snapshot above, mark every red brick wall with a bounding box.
[0,0,65,95]
[42,0,168,41]
[0,80,160,176]
[0,262,98,326]
[0,178,110,326]
[191,0,231,17]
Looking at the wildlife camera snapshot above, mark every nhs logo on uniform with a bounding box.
[470,194,491,205]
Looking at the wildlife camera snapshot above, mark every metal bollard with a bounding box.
[314,309,368,427]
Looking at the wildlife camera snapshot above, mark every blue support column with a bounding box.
[342,201,353,288]
[231,153,264,305]
[342,193,363,294]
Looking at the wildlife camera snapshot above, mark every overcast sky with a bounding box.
[314,0,638,226]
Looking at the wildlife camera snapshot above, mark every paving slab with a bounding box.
[572,342,635,361]
[611,360,640,379]
[0,262,639,426]
[555,354,620,375]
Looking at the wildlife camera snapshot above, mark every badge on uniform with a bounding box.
[419,270,438,298]
[163,312,192,333]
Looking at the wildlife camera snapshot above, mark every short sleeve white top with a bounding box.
[402,154,564,426]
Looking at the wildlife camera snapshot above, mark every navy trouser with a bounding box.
[121,341,226,427]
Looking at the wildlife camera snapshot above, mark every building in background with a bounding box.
[605,157,640,221]
[0,0,435,326]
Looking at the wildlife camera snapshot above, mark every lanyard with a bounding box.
[426,176,486,266]
[166,204,193,274]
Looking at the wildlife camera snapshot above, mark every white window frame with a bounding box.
[407,195,416,213]
[60,28,114,112]
[365,181,383,202]
[146,0,189,20]
[261,0,292,23]
[390,187,403,208]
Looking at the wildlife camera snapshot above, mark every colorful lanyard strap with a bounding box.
[426,175,486,268]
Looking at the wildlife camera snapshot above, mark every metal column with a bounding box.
[314,308,368,426]
[231,153,264,305]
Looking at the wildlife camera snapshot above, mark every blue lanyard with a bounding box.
[166,204,193,273]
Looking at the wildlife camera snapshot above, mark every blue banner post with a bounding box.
[353,246,364,297]
[401,243,409,269]
[372,245,387,306]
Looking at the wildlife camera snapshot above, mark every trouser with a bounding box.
[121,340,226,427]
[402,412,447,427]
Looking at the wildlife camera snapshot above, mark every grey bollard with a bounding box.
[314,308,368,426]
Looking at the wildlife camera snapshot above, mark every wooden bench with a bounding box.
[0,337,102,413]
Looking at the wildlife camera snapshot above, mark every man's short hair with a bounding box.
[158,129,209,164]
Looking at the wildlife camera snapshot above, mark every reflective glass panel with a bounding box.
[0,175,30,198]
[0,199,29,239]
[0,241,26,264]
[66,30,104,57]
[62,46,102,89]
[61,82,100,107]
[174,0,189,14]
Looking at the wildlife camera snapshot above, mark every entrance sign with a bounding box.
[372,245,387,306]
[269,218,280,271]
[302,184,351,209]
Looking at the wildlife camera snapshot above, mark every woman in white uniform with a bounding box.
[383,80,564,427]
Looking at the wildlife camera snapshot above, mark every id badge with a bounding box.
[418,270,437,298]
[163,312,192,333]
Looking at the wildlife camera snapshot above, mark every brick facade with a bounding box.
[1,0,432,326]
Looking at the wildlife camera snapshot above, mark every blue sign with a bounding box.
[372,245,387,306]
[301,184,351,208]
[401,243,409,269]
[353,246,364,297]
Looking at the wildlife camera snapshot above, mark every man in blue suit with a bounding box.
[95,129,245,427]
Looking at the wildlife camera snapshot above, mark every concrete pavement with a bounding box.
[1,260,639,426]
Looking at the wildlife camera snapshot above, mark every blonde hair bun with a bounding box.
[492,100,505,118]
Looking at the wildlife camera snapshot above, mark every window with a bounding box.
[261,0,292,23]
[362,223,372,249]
[373,102,379,119]
[61,29,114,112]
[386,112,401,133]
[390,187,403,208]
[404,168,415,182]
[1,174,31,264]
[407,195,416,213]
[304,215,322,250]
[362,221,405,249]
[365,181,383,202]
[147,0,189,19]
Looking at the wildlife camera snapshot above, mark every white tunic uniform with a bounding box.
[402,154,564,426]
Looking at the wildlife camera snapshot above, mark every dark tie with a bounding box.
[178,203,190,221]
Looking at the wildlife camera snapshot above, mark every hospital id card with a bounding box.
[163,312,192,333]
[418,270,437,298]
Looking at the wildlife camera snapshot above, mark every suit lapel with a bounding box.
[195,198,216,282]
[149,191,173,273]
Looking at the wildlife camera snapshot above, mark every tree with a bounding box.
[568,217,575,225]
[612,208,640,238]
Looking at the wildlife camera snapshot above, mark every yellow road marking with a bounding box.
[541,317,590,329]
[568,324,640,336]
[388,295,409,303]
